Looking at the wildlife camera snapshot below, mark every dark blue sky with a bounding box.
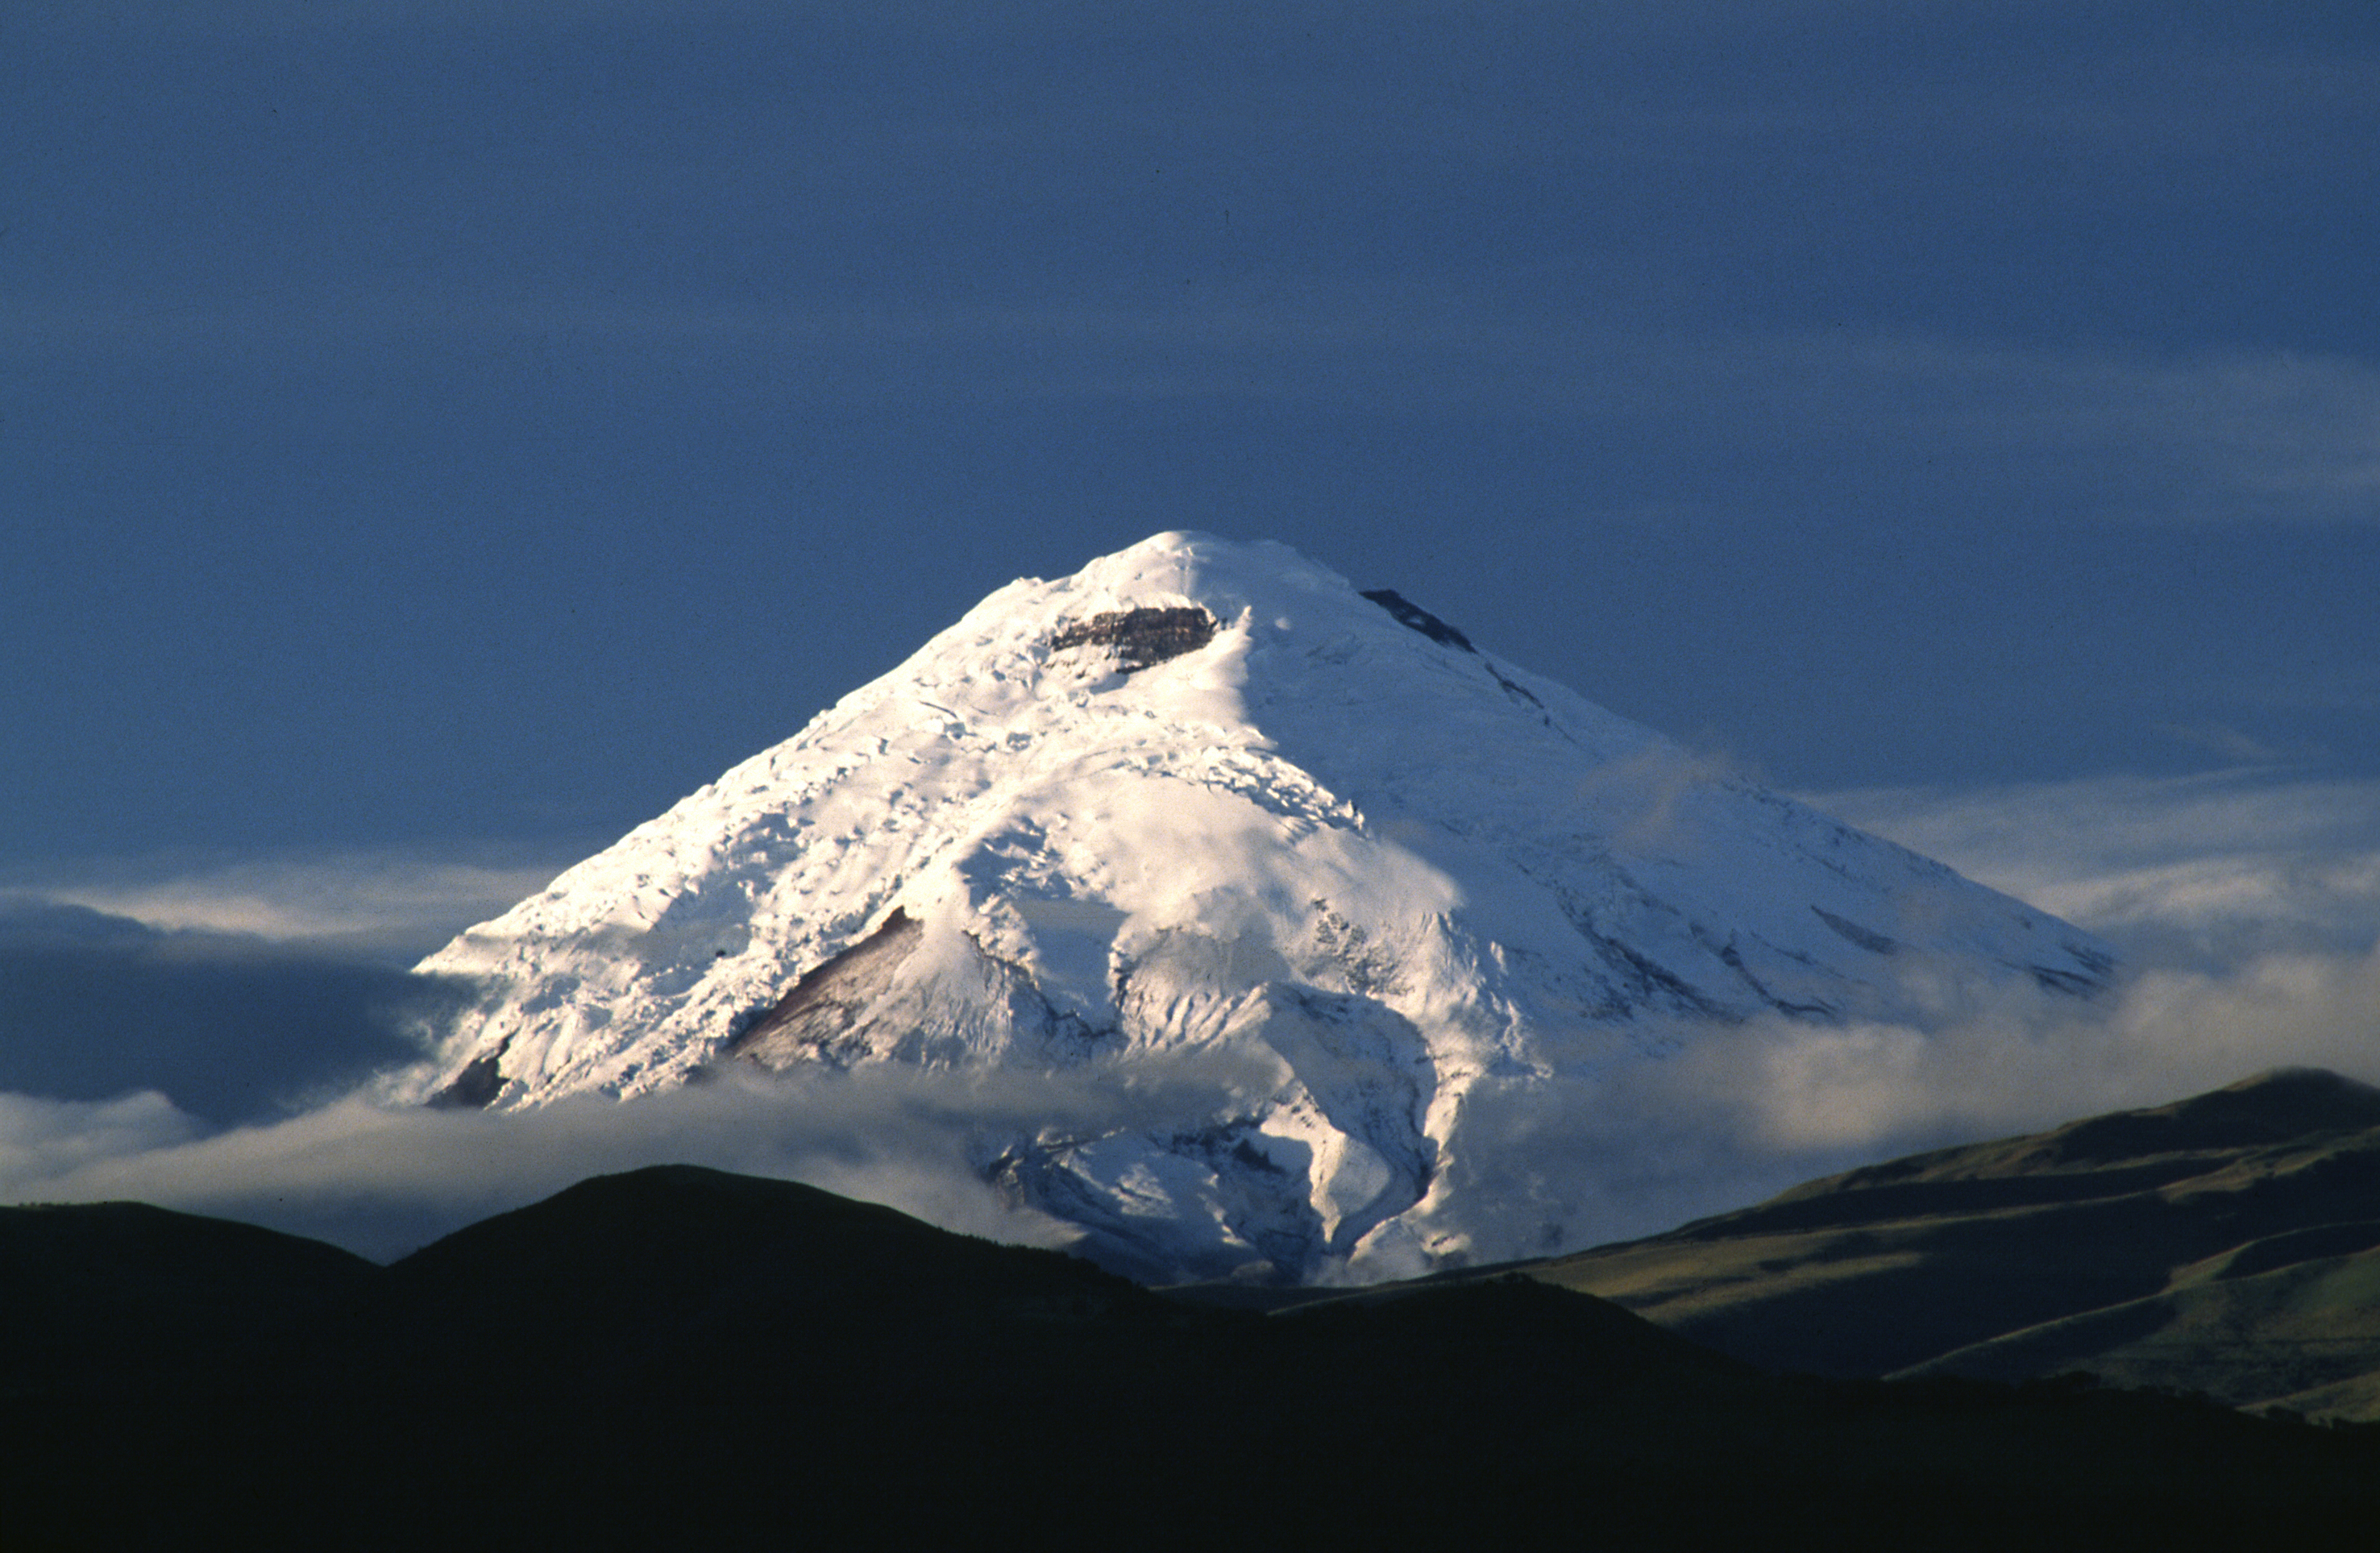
[5,2,2380,1260]
[8,0,2378,876]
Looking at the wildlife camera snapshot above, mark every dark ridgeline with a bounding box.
[8,1074,2380,1547]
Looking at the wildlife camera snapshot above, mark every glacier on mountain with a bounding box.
[401,533,2112,1282]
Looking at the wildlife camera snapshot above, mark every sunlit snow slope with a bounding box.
[406,533,2111,1281]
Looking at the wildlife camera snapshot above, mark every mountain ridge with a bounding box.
[10,1082,2380,1546]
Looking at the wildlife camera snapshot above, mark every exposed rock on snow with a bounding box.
[402,533,2112,1282]
[1048,605,1219,672]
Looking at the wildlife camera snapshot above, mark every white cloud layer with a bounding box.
[0,1057,1281,1263]
[5,770,2378,1269]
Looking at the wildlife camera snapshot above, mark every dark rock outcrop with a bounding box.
[1048,606,1217,671]
[1360,588,1475,651]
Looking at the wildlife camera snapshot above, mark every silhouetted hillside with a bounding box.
[7,1153,2380,1547]
[0,1200,376,1397]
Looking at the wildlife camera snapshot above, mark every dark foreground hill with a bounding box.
[7,1160,2380,1548]
[1514,1067,2380,1418]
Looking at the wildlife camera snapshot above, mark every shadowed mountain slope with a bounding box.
[1517,1068,2380,1417]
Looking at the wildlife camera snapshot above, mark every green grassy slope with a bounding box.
[1904,1231,2380,1417]
[1520,1068,2380,1416]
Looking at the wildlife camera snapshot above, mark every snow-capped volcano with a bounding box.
[405,533,2110,1281]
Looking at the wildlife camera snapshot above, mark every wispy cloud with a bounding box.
[1711,942,2380,1153]
[15,847,570,961]
[16,284,2371,522]
[1813,770,2380,965]
[0,1057,1270,1262]
[13,926,2375,1266]
[0,1090,198,1186]
[1395,903,2380,1254]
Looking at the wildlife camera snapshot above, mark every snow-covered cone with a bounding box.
[405,533,2110,1281]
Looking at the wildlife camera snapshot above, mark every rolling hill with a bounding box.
[9,1109,2380,1546]
[1513,1067,2380,1419]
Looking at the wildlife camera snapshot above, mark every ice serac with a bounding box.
[405,533,2113,1283]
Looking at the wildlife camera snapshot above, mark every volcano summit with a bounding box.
[403,534,2109,1281]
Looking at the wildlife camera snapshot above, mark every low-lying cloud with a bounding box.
[0,899,467,1125]
[0,1055,1280,1263]
[4,770,2378,1269]
[1415,929,2380,1256]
